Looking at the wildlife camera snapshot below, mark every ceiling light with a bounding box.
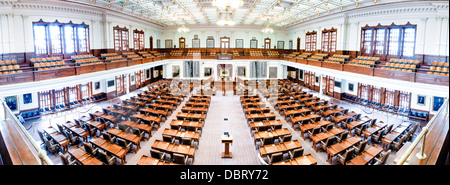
[217,19,236,26]
[177,25,190,33]
[212,0,244,10]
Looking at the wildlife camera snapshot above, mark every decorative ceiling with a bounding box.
[78,0,377,28]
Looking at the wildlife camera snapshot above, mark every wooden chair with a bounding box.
[288,148,304,159]
[354,123,368,136]
[163,135,175,143]
[279,134,292,143]
[59,152,76,165]
[320,136,337,152]
[384,124,393,135]
[307,127,320,139]
[102,132,116,144]
[373,150,391,165]
[181,138,194,147]
[173,153,191,165]
[45,140,61,154]
[392,135,406,151]
[150,149,166,160]
[98,150,117,165]
[338,131,349,142]
[117,138,133,153]
[371,129,384,143]
[336,148,355,165]
[353,141,367,155]
[66,131,81,146]
[83,143,99,157]
[267,152,283,164]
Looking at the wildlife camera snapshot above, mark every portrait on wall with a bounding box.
[95,82,100,90]
[269,67,278,78]
[5,96,18,112]
[417,95,426,106]
[172,65,180,78]
[23,93,32,104]
[432,96,444,112]
[237,66,246,77]
[348,83,354,92]
[204,67,212,77]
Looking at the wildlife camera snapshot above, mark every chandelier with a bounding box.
[177,25,190,33]
[212,0,244,10]
[261,20,274,33]
[217,19,236,26]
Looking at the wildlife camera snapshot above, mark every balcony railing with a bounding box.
[0,98,53,165]
[396,98,449,165]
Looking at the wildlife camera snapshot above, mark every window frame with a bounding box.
[322,28,337,53]
[114,25,129,53]
[305,31,317,52]
[133,29,145,51]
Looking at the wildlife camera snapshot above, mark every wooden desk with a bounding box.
[91,111,119,124]
[119,120,153,138]
[176,112,206,122]
[140,107,169,118]
[107,128,142,150]
[322,108,345,118]
[299,120,332,139]
[90,137,127,164]
[326,136,362,163]
[259,140,302,158]
[347,145,383,165]
[246,113,276,122]
[152,140,195,159]
[148,103,174,111]
[381,123,411,150]
[242,102,266,108]
[137,155,178,165]
[68,147,104,165]
[272,154,317,165]
[254,128,291,144]
[332,112,357,123]
[310,127,345,151]
[244,107,271,114]
[284,108,311,119]
[162,128,200,142]
[221,135,233,158]
[278,103,304,111]
[83,120,105,132]
[131,113,162,126]
[181,106,208,114]
[104,107,129,117]
[362,122,387,140]
[170,120,203,131]
[44,127,70,153]
[250,120,283,133]
[116,103,140,112]
[298,96,320,103]
[312,103,336,112]
[290,114,321,129]
[185,102,209,108]
[305,100,325,107]
[62,122,89,142]
[347,117,372,131]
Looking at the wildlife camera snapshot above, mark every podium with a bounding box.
[221,135,233,158]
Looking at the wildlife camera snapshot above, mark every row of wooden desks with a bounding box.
[62,121,89,142]
[116,103,140,112]
[151,140,196,160]
[137,155,179,165]
[90,111,119,124]
[290,114,321,129]
[250,120,283,133]
[272,154,317,165]
[44,127,70,153]
[170,120,203,131]
[148,103,174,112]
[312,103,337,112]
[242,102,266,108]
[322,107,346,118]
[332,112,358,123]
[107,128,142,150]
[362,122,387,140]
[185,102,209,108]
[181,106,208,114]
[347,145,384,165]
[254,128,291,145]
[259,140,302,158]
[299,120,333,139]
[104,107,129,117]
[90,137,128,164]
[381,122,412,150]
[347,116,373,131]
[119,120,153,138]
[305,100,326,107]
[176,112,206,122]
[131,113,162,126]
[278,103,304,112]
[68,147,104,165]
[326,136,362,163]
[244,107,271,114]
[140,107,169,118]
[284,108,311,119]
[310,127,346,151]
[246,112,276,122]
[162,128,200,143]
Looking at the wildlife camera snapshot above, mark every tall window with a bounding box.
[133,29,145,51]
[114,26,129,52]
[398,91,411,110]
[362,29,373,55]
[64,25,76,54]
[305,31,317,52]
[81,83,92,100]
[54,88,65,106]
[33,25,48,55]
[322,28,337,53]
[402,27,416,57]
[388,28,400,56]
[38,90,52,109]
[361,22,416,58]
[32,19,89,56]
[375,28,386,55]
[69,86,79,103]
[384,89,395,106]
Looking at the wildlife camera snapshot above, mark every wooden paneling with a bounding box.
[75,63,106,75]
[322,62,344,71]
[298,59,308,64]
[127,59,142,67]
[0,71,34,85]
[333,92,342,100]
[106,61,128,70]
[415,73,449,86]
[307,60,322,67]
[374,68,415,82]
[34,67,76,81]
[343,65,374,76]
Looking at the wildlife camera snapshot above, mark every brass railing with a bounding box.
[0,98,53,165]
[397,98,449,165]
